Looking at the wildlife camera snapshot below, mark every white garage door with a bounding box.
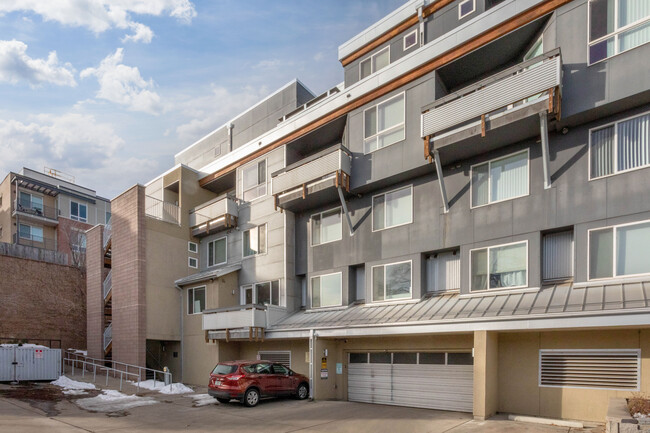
[347,352,473,412]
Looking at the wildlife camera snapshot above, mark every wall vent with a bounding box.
[258,351,291,368]
[539,349,640,390]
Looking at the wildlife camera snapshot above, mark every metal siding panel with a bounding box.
[604,285,624,310]
[0,348,14,381]
[14,348,60,381]
[547,284,571,313]
[623,283,647,308]
[584,286,605,311]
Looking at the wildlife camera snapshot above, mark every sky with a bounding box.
[0,0,405,198]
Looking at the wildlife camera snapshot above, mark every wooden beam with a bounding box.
[199,0,572,188]
[481,114,486,137]
[302,183,307,199]
[424,135,429,159]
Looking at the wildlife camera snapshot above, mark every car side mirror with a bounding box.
[289,371,293,376]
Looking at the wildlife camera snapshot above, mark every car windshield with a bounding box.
[212,364,238,375]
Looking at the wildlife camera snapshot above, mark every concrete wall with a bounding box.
[85,225,104,359]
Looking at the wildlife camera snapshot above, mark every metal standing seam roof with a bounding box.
[174,264,242,287]
[270,281,650,331]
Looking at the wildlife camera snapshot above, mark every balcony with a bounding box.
[145,195,180,225]
[13,233,56,251]
[271,144,351,212]
[421,49,562,164]
[189,196,237,237]
[12,199,58,226]
[202,304,288,341]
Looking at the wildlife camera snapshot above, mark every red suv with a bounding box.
[208,360,309,407]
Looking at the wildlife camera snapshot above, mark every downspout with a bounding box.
[175,284,184,382]
[227,123,234,152]
[309,328,315,400]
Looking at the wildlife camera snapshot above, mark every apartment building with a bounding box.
[87,0,650,422]
[0,167,111,262]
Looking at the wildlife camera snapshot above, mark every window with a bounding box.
[188,257,198,268]
[588,0,650,64]
[371,261,412,301]
[372,186,412,231]
[187,286,205,314]
[208,237,227,266]
[471,150,529,208]
[471,241,528,291]
[403,29,418,50]
[590,112,650,179]
[426,250,460,292]
[242,160,266,201]
[105,211,111,224]
[348,352,472,365]
[188,241,198,253]
[542,230,574,281]
[70,201,88,222]
[19,224,43,242]
[311,208,342,246]
[243,224,266,257]
[359,46,390,80]
[459,0,476,19]
[311,272,343,308]
[241,280,282,306]
[589,220,650,280]
[364,93,405,153]
[18,191,43,212]
[71,231,87,252]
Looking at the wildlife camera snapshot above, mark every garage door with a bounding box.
[347,352,473,412]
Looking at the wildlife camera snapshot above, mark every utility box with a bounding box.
[0,345,61,382]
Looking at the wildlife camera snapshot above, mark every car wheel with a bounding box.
[296,383,308,400]
[243,388,259,407]
[216,397,230,404]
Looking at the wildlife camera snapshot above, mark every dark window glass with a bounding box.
[255,363,273,374]
[447,353,474,365]
[393,352,417,364]
[419,352,445,364]
[212,364,237,375]
[460,0,474,17]
[349,353,368,363]
[369,352,391,364]
[273,364,289,375]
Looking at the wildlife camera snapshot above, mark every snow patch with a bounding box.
[188,393,218,407]
[67,348,88,356]
[51,376,96,390]
[132,379,194,394]
[75,390,157,412]
[63,389,88,396]
[0,343,48,349]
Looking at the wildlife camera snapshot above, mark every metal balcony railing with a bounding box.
[103,323,112,350]
[103,217,112,250]
[271,145,352,196]
[14,198,58,221]
[13,233,56,251]
[103,270,112,300]
[421,49,562,137]
[145,195,180,225]
[202,304,288,332]
[189,196,238,236]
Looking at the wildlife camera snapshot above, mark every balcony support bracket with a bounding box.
[539,112,551,189]
[337,186,355,236]
[432,149,450,213]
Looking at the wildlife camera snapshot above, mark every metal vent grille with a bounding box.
[539,349,640,390]
[258,351,291,368]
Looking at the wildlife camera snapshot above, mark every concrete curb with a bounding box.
[508,414,584,428]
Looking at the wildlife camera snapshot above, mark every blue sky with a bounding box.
[0,0,404,197]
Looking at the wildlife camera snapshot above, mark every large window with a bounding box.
[372,261,412,301]
[372,185,412,231]
[70,201,88,222]
[471,241,528,291]
[363,93,405,153]
[18,191,43,212]
[187,286,206,315]
[359,46,390,80]
[311,273,342,308]
[589,220,650,280]
[471,151,529,208]
[311,208,342,246]
[403,29,418,51]
[243,224,267,257]
[242,160,266,202]
[589,0,650,64]
[208,237,227,266]
[241,280,281,306]
[19,224,43,242]
[590,112,650,179]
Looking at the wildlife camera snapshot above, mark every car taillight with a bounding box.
[226,374,243,381]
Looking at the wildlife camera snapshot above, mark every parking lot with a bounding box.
[0,380,603,433]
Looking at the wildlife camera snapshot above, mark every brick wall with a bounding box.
[57,217,93,265]
[85,225,104,359]
[0,253,86,350]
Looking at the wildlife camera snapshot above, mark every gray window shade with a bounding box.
[617,113,649,172]
[589,228,614,279]
[471,163,489,207]
[591,126,615,178]
[543,231,574,281]
[490,152,528,202]
[427,251,460,292]
[616,221,650,276]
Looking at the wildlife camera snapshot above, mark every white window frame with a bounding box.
[207,236,227,267]
[18,191,43,211]
[470,149,530,209]
[587,0,650,65]
[240,280,283,307]
[363,92,406,154]
[310,207,342,246]
[588,110,650,180]
[18,223,43,242]
[188,257,198,269]
[371,185,413,232]
[310,272,343,309]
[403,29,418,51]
[188,241,198,253]
[242,224,267,258]
[370,260,413,302]
[359,46,390,81]
[458,0,476,19]
[469,240,529,292]
[70,200,88,222]
[587,219,650,281]
[240,158,267,202]
[187,286,206,315]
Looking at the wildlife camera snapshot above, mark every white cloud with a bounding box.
[122,22,154,44]
[80,48,163,115]
[253,59,283,70]
[0,1,197,44]
[0,40,76,87]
